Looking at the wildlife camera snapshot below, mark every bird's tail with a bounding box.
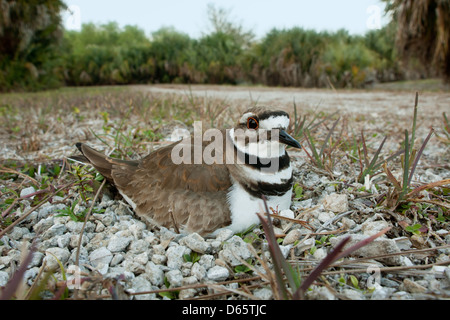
[74,143,115,180]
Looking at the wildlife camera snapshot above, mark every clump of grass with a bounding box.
[382,93,436,207]
[256,196,389,300]
[435,112,450,144]
[357,130,404,184]
[295,104,344,173]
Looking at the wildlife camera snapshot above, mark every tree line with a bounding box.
[1,1,448,92]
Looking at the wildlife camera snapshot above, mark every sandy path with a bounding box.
[133,84,449,125]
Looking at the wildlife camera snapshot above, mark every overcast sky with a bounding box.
[63,0,389,39]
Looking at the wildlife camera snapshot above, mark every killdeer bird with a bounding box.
[75,107,301,236]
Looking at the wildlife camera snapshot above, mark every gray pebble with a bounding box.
[215,229,234,242]
[191,263,206,281]
[146,262,164,286]
[219,236,253,267]
[151,254,167,265]
[30,252,45,268]
[207,266,229,282]
[9,227,30,241]
[0,271,9,287]
[166,245,190,270]
[107,235,132,253]
[44,247,70,271]
[180,233,211,254]
[89,247,113,267]
[253,287,273,300]
[129,275,155,300]
[20,187,36,199]
[110,253,124,267]
[166,269,183,287]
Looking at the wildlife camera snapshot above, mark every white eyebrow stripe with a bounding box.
[240,112,256,123]
[260,116,290,130]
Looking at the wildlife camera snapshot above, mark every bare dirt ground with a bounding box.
[133,84,450,126]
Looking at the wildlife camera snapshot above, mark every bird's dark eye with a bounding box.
[247,117,259,130]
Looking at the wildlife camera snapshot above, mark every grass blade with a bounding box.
[383,162,402,191]
[293,236,350,299]
[305,129,322,168]
[409,92,419,159]
[0,240,37,300]
[257,196,301,299]
[407,128,434,186]
[293,227,391,299]
[319,117,340,158]
[334,227,391,261]
[361,130,369,168]
[399,130,410,203]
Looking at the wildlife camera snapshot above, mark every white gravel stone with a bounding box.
[445,267,450,281]
[312,247,327,260]
[30,252,45,268]
[129,275,156,300]
[280,209,294,219]
[20,186,36,199]
[107,235,132,253]
[110,253,124,267]
[199,254,215,270]
[89,247,113,266]
[207,266,229,282]
[129,239,149,254]
[402,279,427,294]
[166,245,190,270]
[361,220,390,236]
[123,259,146,274]
[219,236,253,266]
[191,262,207,281]
[294,238,315,255]
[89,247,113,274]
[253,287,273,300]
[279,244,293,259]
[69,234,88,249]
[180,233,211,254]
[306,286,336,300]
[370,283,395,300]
[322,193,348,213]
[283,229,302,245]
[330,234,401,265]
[146,262,164,286]
[0,271,9,287]
[66,220,85,233]
[166,269,183,287]
[179,288,197,299]
[9,227,30,240]
[342,288,365,300]
[215,229,234,242]
[44,247,70,271]
[317,211,335,223]
[341,217,356,229]
[69,247,89,266]
[134,252,149,265]
[56,233,71,248]
[151,254,167,265]
[33,216,54,233]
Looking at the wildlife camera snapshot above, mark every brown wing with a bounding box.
[75,143,139,182]
[96,140,233,236]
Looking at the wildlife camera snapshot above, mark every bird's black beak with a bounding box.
[279,130,302,149]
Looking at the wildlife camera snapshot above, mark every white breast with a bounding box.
[225,178,293,234]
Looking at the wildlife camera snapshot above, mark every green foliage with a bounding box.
[2,3,438,92]
[183,252,201,263]
[0,0,67,92]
